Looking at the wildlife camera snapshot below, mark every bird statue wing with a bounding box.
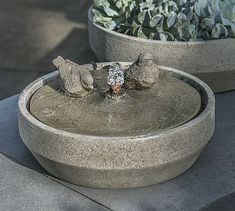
[53,56,83,95]
[66,59,94,90]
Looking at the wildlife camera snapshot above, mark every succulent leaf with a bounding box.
[220,0,234,20]
[212,23,228,38]
[137,26,148,38]
[191,12,199,27]
[138,10,147,24]
[150,14,163,28]
[159,31,175,41]
[92,8,113,23]
[167,11,177,28]
[104,21,117,30]
[94,0,119,16]
[201,18,215,30]
[168,1,178,12]
[194,1,207,18]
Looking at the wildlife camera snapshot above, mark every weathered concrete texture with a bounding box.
[0,94,234,210]
[18,64,215,188]
[88,8,235,93]
[200,192,235,211]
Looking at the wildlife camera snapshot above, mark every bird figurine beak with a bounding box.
[81,83,94,91]
[88,84,94,90]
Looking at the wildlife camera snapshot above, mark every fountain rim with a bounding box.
[18,62,215,141]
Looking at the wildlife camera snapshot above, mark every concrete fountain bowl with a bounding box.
[18,62,215,189]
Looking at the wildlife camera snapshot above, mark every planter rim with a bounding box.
[88,6,234,45]
[18,63,215,141]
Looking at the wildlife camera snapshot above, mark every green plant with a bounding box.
[194,0,235,39]
[92,0,235,41]
[92,0,136,30]
[219,0,235,37]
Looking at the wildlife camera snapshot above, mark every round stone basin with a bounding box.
[30,68,201,137]
[18,63,215,189]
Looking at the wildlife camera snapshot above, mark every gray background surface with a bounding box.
[0,0,94,100]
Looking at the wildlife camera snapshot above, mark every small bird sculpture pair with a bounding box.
[53,53,159,98]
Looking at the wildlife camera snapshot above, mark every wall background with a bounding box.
[0,0,94,100]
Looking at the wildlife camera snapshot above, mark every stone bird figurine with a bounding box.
[124,53,159,90]
[53,56,94,97]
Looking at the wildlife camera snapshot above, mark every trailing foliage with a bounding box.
[92,0,235,41]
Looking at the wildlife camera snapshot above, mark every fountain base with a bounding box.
[18,63,215,188]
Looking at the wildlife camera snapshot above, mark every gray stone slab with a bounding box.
[0,94,235,210]
[0,154,109,211]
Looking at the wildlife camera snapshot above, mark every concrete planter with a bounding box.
[18,63,215,189]
[88,7,235,93]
